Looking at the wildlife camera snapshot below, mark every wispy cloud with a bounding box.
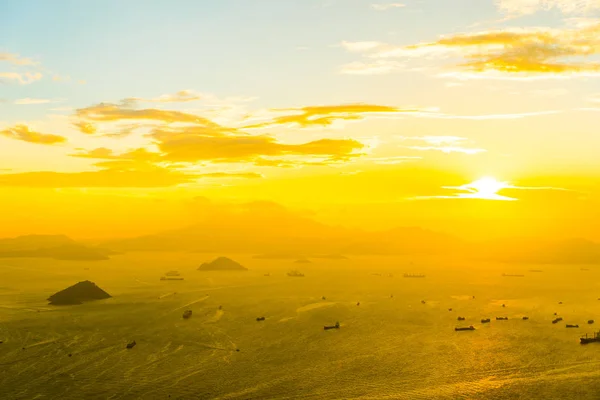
[0,53,37,66]
[0,72,43,84]
[496,0,600,17]
[407,146,487,155]
[371,3,406,11]
[122,90,202,104]
[14,98,54,105]
[0,124,67,145]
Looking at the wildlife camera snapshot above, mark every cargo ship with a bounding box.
[496,317,508,320]
[581,331,600,344]
[566,324,579,328]
[287,270,305,277]
[183,310,192,319]
[324,322,340,330]
[552,317,563,324]
[455,326,475,331]
[481,318,491,323]
[256,316,266,321]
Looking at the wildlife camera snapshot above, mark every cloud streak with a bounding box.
[0,125,67,145]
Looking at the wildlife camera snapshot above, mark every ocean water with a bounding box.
[1,253,600,399]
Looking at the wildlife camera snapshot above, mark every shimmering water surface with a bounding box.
[1,253,600,399]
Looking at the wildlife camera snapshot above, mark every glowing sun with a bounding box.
[467,177,510,198]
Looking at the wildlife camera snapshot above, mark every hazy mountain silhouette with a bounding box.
[0,235,112,260]
[102,201,462,256]
[48,280,111,305]
[198,257,247,271]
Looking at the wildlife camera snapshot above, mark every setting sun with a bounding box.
[468,177,511,199]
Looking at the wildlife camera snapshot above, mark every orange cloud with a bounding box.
[0,125,66,145]
[0,53,37,66]
[0,72,43,84]
[244,103,422,129]
[343,23,600,78]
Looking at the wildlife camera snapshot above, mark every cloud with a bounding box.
[496,0,600,16]
[0,72,43,84]
[340,60,405,75]
[14,98,53,105]
[122,90,202,104]
[342,23,600,79]
[243,103,424,129]
[151,126,365,164]
[407,146,487,155]
[196,172,263,179]
[0,53,37,66]
[371,3,406,11]
[0,125,67,145]
[397,135,466,145]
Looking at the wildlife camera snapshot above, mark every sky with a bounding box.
[1,0,600,240]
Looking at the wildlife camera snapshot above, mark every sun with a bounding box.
[468,177,510,197]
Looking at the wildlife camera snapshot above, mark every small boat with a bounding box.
[264,273,270,277]
[581,331,600,344]
[457,317,465,321]
[522,317,529,320]
[552,317,563,324]
[481,318,491,323]
[126,341,136,349]
[356,302,360,306]
[183,310,192,319]
[421,300,426,304]
[287,270,305,277]
[559,302,563,304]
[218,305,222,310]
[256,316,266,321]
[322,296,326,300]
[566,324,579,328]
[455,326,475,331]
[496,317,508,320]
[589,320,595,324]
[324,322,340,330]
[448,308,452,311]
[502,304,506,308]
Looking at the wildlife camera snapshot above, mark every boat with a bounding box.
[522,317,529,320]
[322,296,327,300]
[160,277,184,281]
[496,317,508,320]
[552,317,563,324]
[457,317,465,321]
[287,270,305,277]
[481,318,491,323]
[421,300,426,304]
[183,310,192,319]
[403,274,425,278]
[566,324,579,328]
[581,331,600,344]
[455,326,475,331]
[589,320,595,324]
[165,271,180,276]
[324,322,340,330]
[256,316,266,321]
[264,273,270,276]
[126,340,136,349]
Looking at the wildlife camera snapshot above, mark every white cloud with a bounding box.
[0,72,42,84]
[496,0,600,16]
[371,3,406,11]
[0,53,36,66]
[14,98,52,105]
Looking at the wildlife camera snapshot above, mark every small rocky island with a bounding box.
[48,280,112,305]
[198,257,247,271]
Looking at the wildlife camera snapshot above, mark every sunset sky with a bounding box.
[1,0,600,240]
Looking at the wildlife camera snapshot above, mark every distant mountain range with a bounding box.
[0,235,115,261]
[4,202,600,264]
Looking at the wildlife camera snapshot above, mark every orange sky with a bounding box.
[2,0,600,240]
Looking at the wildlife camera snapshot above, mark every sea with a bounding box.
[1,252,600,399]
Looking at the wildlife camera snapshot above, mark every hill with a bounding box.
[47,280,112,305]
[198,257,247,271]
[0,235,112,260]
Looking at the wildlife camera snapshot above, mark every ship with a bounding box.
[126,340,136,349]
[287,270,305,277]
[522,316,529,320]
[165,271,181,276]
[324,322,340,330]
[160,276,184,281]
[481,318,491,323]
[455,326,475,331]
[552,317,563,324]
[580,331,600,344]
[403,274,425,278]
[589,320,595,324]
[496,317,508,320]
[183,310,192,319]
[566,324,579,328]
[457,317,466,321]
[256,316,266,321]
